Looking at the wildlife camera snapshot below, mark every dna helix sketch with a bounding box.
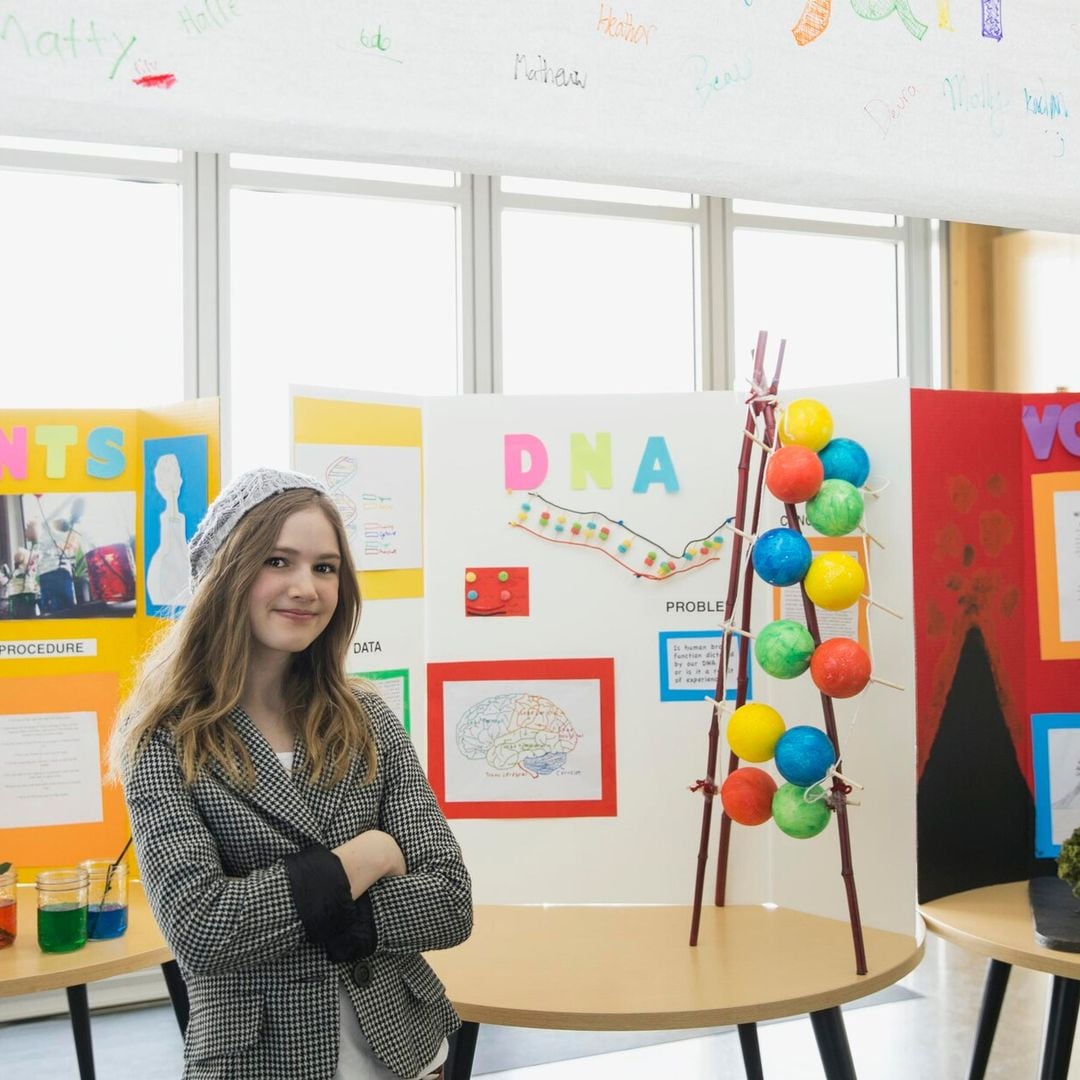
[324,455,359,542]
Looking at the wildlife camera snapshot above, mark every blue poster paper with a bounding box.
[143,434,208,618]
[658,629,749,703]
[1032,712,1080,858]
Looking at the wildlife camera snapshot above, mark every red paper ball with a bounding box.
[721,767,778,826]
[810,638,871,698]
[765,445,825,504]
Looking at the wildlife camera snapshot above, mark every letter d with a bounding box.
[504,434,549,490]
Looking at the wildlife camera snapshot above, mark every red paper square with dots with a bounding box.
[464,567,530,617]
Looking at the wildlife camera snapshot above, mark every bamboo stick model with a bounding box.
[688,331,869,978]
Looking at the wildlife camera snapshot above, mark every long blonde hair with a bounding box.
[110,488,375,788]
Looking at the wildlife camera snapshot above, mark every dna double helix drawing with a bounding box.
[324,455,359,542]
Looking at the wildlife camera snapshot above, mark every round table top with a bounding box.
[0,883,171,997]
[425,904,923,1030]
[921,880,1080,979]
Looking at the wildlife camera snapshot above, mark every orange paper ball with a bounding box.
[721,767,778,826]
[810,638,872,698]
[765,445,825,504]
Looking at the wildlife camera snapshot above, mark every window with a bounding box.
[0,141,939,440]
[0,145,184,409]
[496,179,702,394]
[228,177,461,475]
[731,229,900,390]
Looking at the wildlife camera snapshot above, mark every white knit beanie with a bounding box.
[189,467,328,590]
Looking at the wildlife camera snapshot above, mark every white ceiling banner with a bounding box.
[1,1,1076,229]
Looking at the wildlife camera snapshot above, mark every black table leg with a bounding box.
[446,1020,479,1080]
[810,1006,857,1080]
[969,958,1011,1080]
[737,1022,764,1080]
[65,983,96,1080]
[161,960,189,1035]
[1040,975,1080,1080]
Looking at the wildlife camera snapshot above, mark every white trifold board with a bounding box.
[293,380,916,936]
[0,1,1076,231]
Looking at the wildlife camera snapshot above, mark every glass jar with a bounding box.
[80,859,128,940]
[36,868,88,953]
[0,865,16,949]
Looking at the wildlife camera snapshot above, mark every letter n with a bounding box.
[0,426,28,480]
[570,432,612,490]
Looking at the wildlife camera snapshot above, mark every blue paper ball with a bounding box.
[774,726,836,787]
[752,528,812,587]
[818,438,871,489]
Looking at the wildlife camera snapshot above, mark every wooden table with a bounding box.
[921,881,1080,1080]
[0,883,187,1080]
[427,904,923,1080]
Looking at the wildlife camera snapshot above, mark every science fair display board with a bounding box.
[293,381,916,937]
[914,390,1080,901]
[0,400,220,875]
[0,2,1076,231]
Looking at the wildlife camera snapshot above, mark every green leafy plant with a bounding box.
[0,862,10,876]
[1058,827,1080,899]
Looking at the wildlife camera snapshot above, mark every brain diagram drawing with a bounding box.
[455,693,581,778]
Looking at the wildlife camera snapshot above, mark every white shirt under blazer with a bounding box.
[124,690,472,1079]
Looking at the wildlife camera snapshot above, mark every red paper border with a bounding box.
[427,658,616,819]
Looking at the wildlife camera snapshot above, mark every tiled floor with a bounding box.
[1,934,1077,1078]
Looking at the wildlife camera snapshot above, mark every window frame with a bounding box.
[0,144,940,434]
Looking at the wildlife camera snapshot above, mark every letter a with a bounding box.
[632,436,680,493]
[504,434,549,490]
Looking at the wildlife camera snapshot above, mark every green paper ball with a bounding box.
[806,479,864,537]
[772,783,831,839]
[754,620,815,679]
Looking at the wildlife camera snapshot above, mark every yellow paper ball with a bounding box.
[727,703,786,763]
[804,552,865,611]
[778,399,834,452]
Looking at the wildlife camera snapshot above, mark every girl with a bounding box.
[111,468,472,1079]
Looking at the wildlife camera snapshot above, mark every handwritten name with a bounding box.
[1024,81,1068,120]
[864,84,918,138]
[942,72,1007,136]
[596,5,656,46]
[688,55,752,107]
[0,14,136,80]
[178,0,239,36]
[514,53,588,89]
[339,25,402,63]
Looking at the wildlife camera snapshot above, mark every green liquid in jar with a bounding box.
[38,903,87,953]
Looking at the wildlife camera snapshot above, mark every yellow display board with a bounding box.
[293,395,424,600]
[0,400,220,879]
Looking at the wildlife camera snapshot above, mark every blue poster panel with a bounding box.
[658,629,749,703]
[143,434,208,618]
[1032,713,1080,858]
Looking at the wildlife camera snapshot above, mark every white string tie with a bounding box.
[804,764,864,808]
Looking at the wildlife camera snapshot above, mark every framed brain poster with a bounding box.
[427,658,616,818]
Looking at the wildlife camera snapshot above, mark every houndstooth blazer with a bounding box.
[124,690,472,1080]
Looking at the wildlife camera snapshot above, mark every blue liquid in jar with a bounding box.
[87,903,128,940]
